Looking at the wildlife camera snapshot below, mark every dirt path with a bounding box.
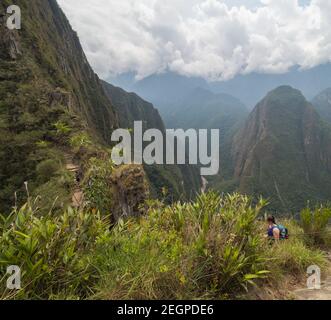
[292,253,331,300]
[64,154,84,208]
[292,277,331,300]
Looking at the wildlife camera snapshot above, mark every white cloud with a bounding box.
[57,0,331,81]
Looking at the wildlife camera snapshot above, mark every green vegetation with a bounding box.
[1,192,328,300]
[0,0,118,214]
[83,157,114,215]
[300,205,331,246]
[230,86,331,212]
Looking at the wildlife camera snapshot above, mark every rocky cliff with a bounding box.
[232,86,331,211]
[102,80,201,201]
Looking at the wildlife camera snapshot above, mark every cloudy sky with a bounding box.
[57,0,330,81]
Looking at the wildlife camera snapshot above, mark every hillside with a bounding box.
[312,88,331,123]
[0,0,121,212]
[0,0,200,214]
[231,86,331,212]
[102,81,201,200]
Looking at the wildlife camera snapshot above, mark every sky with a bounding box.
[57,0,331,82]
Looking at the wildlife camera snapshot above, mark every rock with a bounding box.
[110,165,150,222]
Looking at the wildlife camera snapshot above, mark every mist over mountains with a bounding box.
[109,64,331,111]
[108,64,331,212]
[2,0,331,215]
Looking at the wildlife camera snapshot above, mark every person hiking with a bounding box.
[267,215,289,241]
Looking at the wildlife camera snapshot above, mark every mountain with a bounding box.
[210,64,331,109]
[102,81,201,200]
[162,87,248,181]
[231,86,331,212]
[110,65,331,113]
[102,81,164,130]
[108,72,210,121]
[312,88,331,123]
[0,0,121,211]
[0,0,199,213]
[167,87,247,130]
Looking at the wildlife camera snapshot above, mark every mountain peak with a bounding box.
[232,86,331,211]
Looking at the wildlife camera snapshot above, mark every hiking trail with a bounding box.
[292,253,331,300]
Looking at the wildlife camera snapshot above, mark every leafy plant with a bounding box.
[0,201,110,300]
[54,121,72,135]
[83,157,114,215]
[69,133,92,148]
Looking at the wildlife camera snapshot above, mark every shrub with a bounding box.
[0,201,109,300]
[93,192,270,299]
[69,133,92,149]
[54,121,71,135]
[300,206,331,246]
[265,238,327,278]
[1,192,328,300]
[36,159,61,184]
[83,157,114,215]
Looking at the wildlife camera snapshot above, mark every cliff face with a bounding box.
[2,0,118,138]
[0,0,200,212]
[102,81,164,131]
[312,88,331,123]
[0,0,122,211]
[102,81,201,201]
[232,86,331,211]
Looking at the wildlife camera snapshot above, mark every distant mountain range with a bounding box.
[109,70,331,212]
[109,65,331,110]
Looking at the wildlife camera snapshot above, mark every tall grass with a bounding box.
[94,193,270,299]
[300,206,331,246]
[0,198,109,299]
[0,192,329,300]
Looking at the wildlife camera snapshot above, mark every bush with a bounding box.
[265,238,327,277]
[83,157,114,215]
[93,193,270,299]
[300,206,331,246]
[36,159,61,184]
[0,201,109,300]
[1,192,328,300]
[69,133,92,149]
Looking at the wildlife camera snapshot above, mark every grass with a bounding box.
[0,192,329,300]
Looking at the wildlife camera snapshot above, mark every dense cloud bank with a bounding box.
[58,0,330,81]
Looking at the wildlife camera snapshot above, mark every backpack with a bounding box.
[277,224,289,240]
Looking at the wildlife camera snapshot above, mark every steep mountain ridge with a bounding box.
[0,0,121,211]
[102,80,201,200]
[102,81,164,131]
[0,0,199,212]
[231,86,331,211]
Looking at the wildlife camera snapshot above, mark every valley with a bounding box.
[1,0,331,302]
